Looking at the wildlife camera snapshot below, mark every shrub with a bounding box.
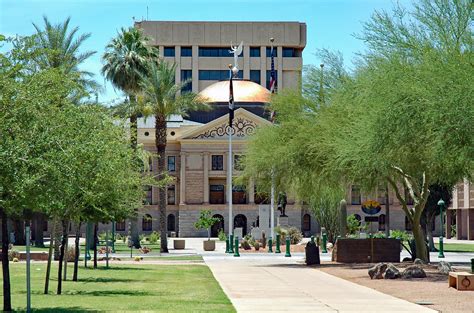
[134,256,141,262]
[8,250,20,261]
[218,229,227,241]
[241,240,251,250]
[251,240,260,250]
[148,231,159,244]
[98,231,107,241]
[372,232,386,239]
[139,234,146,243]
[346,214,360,235]
[139,246,152,254]
[115,233,123,242]
[287,227,303,244]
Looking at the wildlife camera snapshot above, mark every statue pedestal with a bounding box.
[277,216,289,227]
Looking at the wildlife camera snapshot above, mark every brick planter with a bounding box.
[332,238,400,263]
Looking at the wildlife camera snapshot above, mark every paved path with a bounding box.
[204,255,435,313]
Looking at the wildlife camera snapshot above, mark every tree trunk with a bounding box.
[56,220,68,295]
[156,113,168,253]
[412,218,428,263]
[93,223,98,269]
[1,209,12,311]
[129,109,141,249]
[34,213,45,247]
[63,221,69,281]
[44,220,56,294]
[53,218,62,260]
[73,222,81,281]
[384,186,390,238]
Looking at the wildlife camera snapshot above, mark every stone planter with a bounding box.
[203,240,215,251]
[332,238,400,263]
[173,239,185,250]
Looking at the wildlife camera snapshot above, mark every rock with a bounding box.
[384,263,401,279]
[369,262,387,279]
[414,258,425,265]
[437,261,453,274]
[402,265,427,278]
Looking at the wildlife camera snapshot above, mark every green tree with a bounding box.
[194,210,220,241]
[102,27,158,248]
[139,60,203,252]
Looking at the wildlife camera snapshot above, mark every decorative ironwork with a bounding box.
[192,117,257,139]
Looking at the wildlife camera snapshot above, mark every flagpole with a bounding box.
[269,37,276,243]
[227,64,234,252]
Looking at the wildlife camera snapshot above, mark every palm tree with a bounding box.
[140,61,204,252]
[102,27,157,248]
[32,16,98,93]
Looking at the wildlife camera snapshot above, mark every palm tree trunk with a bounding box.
[1,208,12,311]
[156,113,168,253]
[73,222,82,281]
[57,220,68,295]
[130,105,141,249]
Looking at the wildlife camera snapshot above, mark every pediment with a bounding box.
[179,108,271,141]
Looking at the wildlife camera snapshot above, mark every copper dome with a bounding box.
[198,79,271,103]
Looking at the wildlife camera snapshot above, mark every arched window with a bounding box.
[405,216,412,231]
[303,214,311,231]
[115,220,125,231]
[234,214,248,237]
[167,214,176,232]
[378,214,386,231]
[142,214,152,231]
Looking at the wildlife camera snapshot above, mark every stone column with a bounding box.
[175,46,181,92]
[192,45,199,93]
[179,153,186,205]
[277,46,283,89]
[243,45,250,79]
[456,209,463,240]
[203,152,209,204]
[248,178,255,204]
[260,46,266,87]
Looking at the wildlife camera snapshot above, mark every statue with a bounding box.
[229,41,243,77]
[277,192,288,217]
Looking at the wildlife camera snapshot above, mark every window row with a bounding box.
[163,46,298,58]
[198,70,243,81]
[211,154,244,171]
[143,185,176,205]
[144,156,177,172]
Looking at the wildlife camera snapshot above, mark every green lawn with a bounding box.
[435,243,474,253]
[1,263,234,312]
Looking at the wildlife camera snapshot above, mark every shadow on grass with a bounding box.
[15,307,99,313]
[82,266,149,271]
[77,277,135,283]
[63,290,153,296]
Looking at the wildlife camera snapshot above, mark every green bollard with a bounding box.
[275,234,281,253]
[471,258,474,274]
[229,234,234,253]
[234,237,240,257]
[285,235,291,257]
[268,237,273,253]
[322,231,328,253]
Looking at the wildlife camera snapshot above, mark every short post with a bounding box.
[275,234,281,253]
[285,235,291,257]
[26,224,31,313]
[229,233,234,254]
[233,236,240,257]
[321,228,328,253]
[268,237,273,253]
[438,199,445,259]
[471,258,474,274]
[105,230,109,269]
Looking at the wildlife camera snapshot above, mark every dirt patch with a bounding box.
[318,262,473,313]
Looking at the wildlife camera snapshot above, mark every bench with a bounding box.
[448,272,474,291]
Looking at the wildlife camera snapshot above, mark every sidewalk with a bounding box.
[204,255,435,313]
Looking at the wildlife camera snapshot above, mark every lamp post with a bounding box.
[437,199,445,259]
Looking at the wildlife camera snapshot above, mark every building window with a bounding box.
[142,214,152,231]
[232,185,247,204]
[210,185,225,204]
[167,214,176,231]
[378,214,386,231]
[167,156,176,172]
[303,214,311,231]
[199,70,242,81]
[164,47,175,57]
[167,185,176,205]
[351,185,361,205]
[405,216,412,231]
[249,47,260,57]
[234,155,244,171]
[250,70,260,84]
[181,46,192,57]
[266,47,278,57]
[144,186,153,205]
[199,47,243,57]
[115,220,125,231]
[266,70,278,89]
[282,47,296,57]
[211,155,223,171]
[181,70,192,92]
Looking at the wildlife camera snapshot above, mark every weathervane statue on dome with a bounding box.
[229,41,243,77]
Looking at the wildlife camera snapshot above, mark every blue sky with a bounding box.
[0,0,409,103]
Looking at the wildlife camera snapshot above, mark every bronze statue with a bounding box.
[277,192,288,217]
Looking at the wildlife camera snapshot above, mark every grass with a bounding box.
[435,243,474,253]
[13,242,162,255]
[1,263,234,312]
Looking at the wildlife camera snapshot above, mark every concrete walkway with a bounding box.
[204,255,435,313]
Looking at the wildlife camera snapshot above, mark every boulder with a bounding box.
[402,265,427,278]
[414,258,425,265]
[368,262,387,279]
[384,263,401,279]
[437,261,453,275]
